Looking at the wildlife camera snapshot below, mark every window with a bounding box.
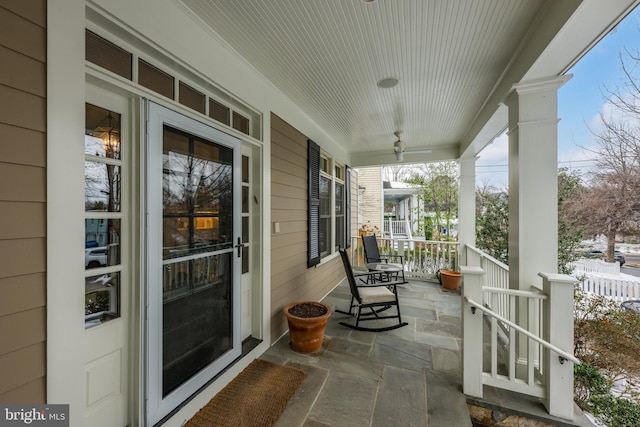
[335,166,345,251]
[308,139,349,266]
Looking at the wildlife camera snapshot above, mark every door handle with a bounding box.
[235,237,243,258]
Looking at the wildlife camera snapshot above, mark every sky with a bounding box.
[476,8,640,189]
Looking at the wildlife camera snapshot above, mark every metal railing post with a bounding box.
[461,265,485,398]
[539,272,578,420]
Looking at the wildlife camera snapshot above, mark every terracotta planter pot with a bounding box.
[439,270,462,291]
[283,301,331,353]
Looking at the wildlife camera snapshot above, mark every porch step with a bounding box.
[466,386,595,427]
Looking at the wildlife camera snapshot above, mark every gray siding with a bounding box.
[0,0,47,403]
[270,114,344,342]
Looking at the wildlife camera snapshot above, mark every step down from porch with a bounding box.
[466,386,595,427]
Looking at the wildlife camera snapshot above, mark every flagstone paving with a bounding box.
[263,279,472,427]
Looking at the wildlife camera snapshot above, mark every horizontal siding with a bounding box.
[0,123,46,167]
[0,377,46,404]
[0,85,46,131]
[0,6,46,61]
[0,201,46,239]
[0,307,45,354]
[358,167,383,232]
[0,273,46,317]
[350,168,359,238]
[270,113,345,342]
[0,342,46,398]
[0,1,47,404]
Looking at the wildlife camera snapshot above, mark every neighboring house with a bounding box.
[356,166,384,234]
[1,1,637,426]
[383,180,422,239]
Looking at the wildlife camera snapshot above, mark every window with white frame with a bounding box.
[308,140,349,267]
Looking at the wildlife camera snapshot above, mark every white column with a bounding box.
[458,157,477,266]
[461,266,485,398]
[505,76,570,290]
[539,272,578,420]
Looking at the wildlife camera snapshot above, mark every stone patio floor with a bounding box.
[261,278,594,427]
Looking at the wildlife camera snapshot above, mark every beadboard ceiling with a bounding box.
[176,0,637,166]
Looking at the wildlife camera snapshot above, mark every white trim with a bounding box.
[47,1,86,425]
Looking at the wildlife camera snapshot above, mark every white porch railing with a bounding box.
[462,246,579,420]
[383,218,412,240]
[348,235,458,279]
[465,245,510,319]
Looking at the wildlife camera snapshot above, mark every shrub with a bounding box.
[574,289,640,426]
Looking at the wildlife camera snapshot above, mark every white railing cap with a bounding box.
[538,272,578,284]
[460,266,485,275]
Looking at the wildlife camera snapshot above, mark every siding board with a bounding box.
[0,0,47,27]
[0,123,46,167]
[0,377,45,404]
[0,201,46,239]
[0,85,46,131]
[0,238,46,279]
[0,46,46,96]
[0,273,46,317]
[0,6,46,61]
[0,307,45,354]
[0,342,46,397]
[0,163,46,202]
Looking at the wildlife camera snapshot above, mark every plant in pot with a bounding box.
[283,301,331,353]
[437,269,462,291]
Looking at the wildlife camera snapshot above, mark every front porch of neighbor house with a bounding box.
[3,1,639,427]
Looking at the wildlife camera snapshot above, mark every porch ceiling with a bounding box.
[177,0,638,166]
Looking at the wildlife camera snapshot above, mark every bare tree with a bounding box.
[579,47,640,261]
[383,164,413,183]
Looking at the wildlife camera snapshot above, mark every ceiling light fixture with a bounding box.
[377,77,399,89]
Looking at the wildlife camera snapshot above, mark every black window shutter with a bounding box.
[345,165,351,249]
[308,139,321,267]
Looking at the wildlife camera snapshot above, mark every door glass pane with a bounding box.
[85,103,121,159]
[85,218,121,269]
[85,271,120,328]
[161,124,235,397]
[162,126,233,259]
[85,161,122,212]
[162,252,232,396]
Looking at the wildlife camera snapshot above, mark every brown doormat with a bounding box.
[185,359,307,427]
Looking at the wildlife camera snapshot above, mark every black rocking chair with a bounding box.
[361,234,405,282]
[336,246,408,332]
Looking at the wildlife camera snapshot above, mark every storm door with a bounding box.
[146,102,242,425]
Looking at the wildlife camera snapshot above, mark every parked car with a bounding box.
[85,246,108,269]
[614,251,626,266]
[585,249,603,258]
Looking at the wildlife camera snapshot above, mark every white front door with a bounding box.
[145,102,243,425]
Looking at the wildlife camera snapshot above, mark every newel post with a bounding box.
[539,272,578,420]
[465,245,482,268]
[461,265,485,398]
